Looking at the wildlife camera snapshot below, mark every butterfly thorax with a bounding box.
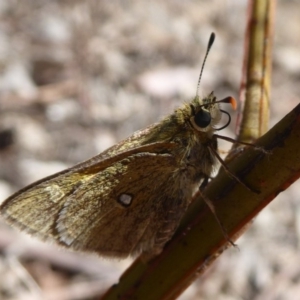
[121,92,221,201]
[142,91,221,168]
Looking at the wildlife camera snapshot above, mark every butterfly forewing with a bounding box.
[1,142,188,257]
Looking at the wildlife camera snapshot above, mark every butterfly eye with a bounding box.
[194,109,211,128]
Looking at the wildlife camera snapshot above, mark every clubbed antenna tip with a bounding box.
[196,32,215,97]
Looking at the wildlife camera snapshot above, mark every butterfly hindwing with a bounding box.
[56,151,187,257]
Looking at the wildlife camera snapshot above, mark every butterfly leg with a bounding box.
[199,176,236,247]
[208,144,260,194]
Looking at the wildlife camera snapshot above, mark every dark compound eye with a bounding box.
[194,109,211,128]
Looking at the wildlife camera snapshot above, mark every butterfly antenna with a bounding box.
[196,32,215,97]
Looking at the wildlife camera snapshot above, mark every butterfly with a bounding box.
[0,33,237,258]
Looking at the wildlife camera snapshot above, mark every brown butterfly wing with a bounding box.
[56,151,186,257]
[1,142,187,257]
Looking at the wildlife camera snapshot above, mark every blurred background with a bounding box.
[0,1,299,299]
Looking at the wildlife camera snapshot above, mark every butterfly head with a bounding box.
[189,92,236,134]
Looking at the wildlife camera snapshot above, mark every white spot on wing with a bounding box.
[45,185,64,203]
[119,194,132,206]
